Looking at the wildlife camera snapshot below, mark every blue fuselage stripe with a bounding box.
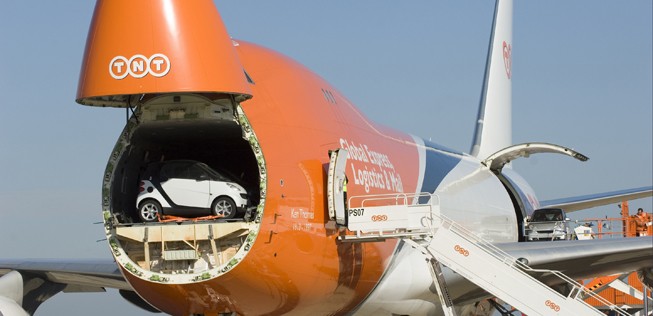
[418,140,463,199]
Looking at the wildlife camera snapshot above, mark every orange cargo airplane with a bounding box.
[0,0,651,315]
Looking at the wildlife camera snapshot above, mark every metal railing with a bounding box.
[348,192,439,208]
[431,212,630,316]
[343,192,632,316]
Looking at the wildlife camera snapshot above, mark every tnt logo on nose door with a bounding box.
[109,54,171,79]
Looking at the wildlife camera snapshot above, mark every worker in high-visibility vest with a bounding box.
[635,208,652,236]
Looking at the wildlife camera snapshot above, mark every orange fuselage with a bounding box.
[122,40,422,315]
[77,1,530,315]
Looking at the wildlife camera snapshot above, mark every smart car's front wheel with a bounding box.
[212,197,236,219]
[138,199,162,222]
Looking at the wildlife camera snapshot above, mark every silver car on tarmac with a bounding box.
[525,208,572,241]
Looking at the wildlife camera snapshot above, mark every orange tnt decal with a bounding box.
[545,300,561,312]
[109,54,171,80]
[371,215,388,222]
[454,245,469,257]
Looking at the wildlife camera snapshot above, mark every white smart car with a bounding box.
[136,160,249,222]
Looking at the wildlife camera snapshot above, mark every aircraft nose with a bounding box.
[76,0,252,107]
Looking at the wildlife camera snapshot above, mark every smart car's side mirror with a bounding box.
[197,174,209,181]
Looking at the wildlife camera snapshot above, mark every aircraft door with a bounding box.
[328,149,349,226]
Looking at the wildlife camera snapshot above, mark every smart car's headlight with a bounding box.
[227,183,243,192]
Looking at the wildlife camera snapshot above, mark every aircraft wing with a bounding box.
[452,237,653,304]
[0,258,129,291]
[498,238,653,280]
[539,186,653,212]
[0,259,143,314]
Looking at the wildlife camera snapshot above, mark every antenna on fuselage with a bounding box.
[470,0,513,159]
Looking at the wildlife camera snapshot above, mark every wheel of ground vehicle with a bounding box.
[138,199,162,222]
[212,196,237,219]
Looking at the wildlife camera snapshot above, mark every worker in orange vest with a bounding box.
[634,208,652,236]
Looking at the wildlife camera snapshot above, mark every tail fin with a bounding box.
[470,0,513,159]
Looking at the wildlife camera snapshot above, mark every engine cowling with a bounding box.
[0,296,29,316]
[0,271,28,316]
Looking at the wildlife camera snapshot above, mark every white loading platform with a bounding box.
[338,193,630,316]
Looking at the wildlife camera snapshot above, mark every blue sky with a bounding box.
[0,1,651,315]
